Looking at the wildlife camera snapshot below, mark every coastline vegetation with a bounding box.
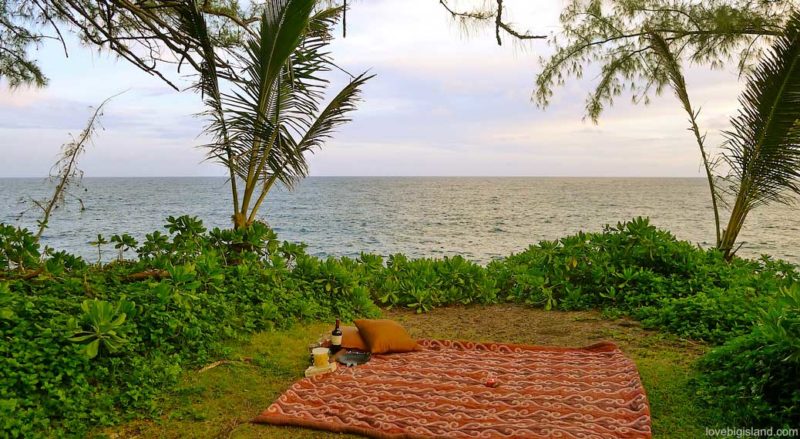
[536,4,800,261]
[1,216,799,436]
[438,1,800,261]
[2,0,800,437]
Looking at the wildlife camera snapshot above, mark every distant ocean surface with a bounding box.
[1,177,798,265]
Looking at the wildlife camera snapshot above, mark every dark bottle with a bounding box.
[331,319,343,353]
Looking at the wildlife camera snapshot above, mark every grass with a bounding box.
[100,304,719,438]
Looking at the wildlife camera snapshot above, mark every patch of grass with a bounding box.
[100,305,722,438]
[98,323,357,439]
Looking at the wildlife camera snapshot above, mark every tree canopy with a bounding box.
[4,0,795,100]
[1,0,257,89]
[535,0,793,122]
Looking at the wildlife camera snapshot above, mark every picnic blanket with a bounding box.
[253,339,652,438]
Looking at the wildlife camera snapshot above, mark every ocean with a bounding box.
[1,177,798,264]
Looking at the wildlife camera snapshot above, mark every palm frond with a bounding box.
[720,11,800,257]
[194,0,372,227]
[271,72,373,189]
[169,0,243,214]
[221,0,316,185]
[723,12,800,207]
[295,72,373,156]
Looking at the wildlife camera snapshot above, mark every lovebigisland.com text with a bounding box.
[706,427,799,438]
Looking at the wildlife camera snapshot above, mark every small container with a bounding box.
[485,372,499,388]
[312,347,330,368]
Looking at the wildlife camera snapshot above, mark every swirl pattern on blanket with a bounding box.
[254,339,652,439]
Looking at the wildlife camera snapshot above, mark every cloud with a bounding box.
[0,0,750,177]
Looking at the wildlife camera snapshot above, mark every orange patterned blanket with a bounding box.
[253,340,651,438]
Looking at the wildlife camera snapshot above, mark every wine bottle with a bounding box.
[331,319,343,353]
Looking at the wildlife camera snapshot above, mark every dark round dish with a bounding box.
[336,350,371,367]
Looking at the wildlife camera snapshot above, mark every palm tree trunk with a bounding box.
[649,32,722,247]
[693,121,722,248]
[233,211,248,229]
[247,175,279,224]
[719,184,752,260]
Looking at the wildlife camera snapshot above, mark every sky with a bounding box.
[0,0,747,177]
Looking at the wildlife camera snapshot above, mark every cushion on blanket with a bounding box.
[341,325,368,351]
[354,319,420,354]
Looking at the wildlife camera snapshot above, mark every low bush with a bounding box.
[635,286,763,343]
[0,217,379,437]
[359,253,498,313]
[694,285,800,426]
[487,217,796,343]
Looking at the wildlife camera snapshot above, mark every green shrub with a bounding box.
[2,216,798,435]
[694,286,800,426]
[635,287,763,343]
[0,224,40,270]
[487,217,710,312]
[361,253,497,313]
[487,217,795,342]
[0,218,379,437]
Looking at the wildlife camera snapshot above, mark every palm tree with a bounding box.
[718,12,800,260]
[186,0,371,229]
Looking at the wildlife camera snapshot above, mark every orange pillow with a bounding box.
[354,319,421,354]
[341,326,368,351]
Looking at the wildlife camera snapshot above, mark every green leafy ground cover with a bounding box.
[1,216,799,437]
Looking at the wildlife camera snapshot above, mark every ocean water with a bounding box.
[0,177,798,265]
